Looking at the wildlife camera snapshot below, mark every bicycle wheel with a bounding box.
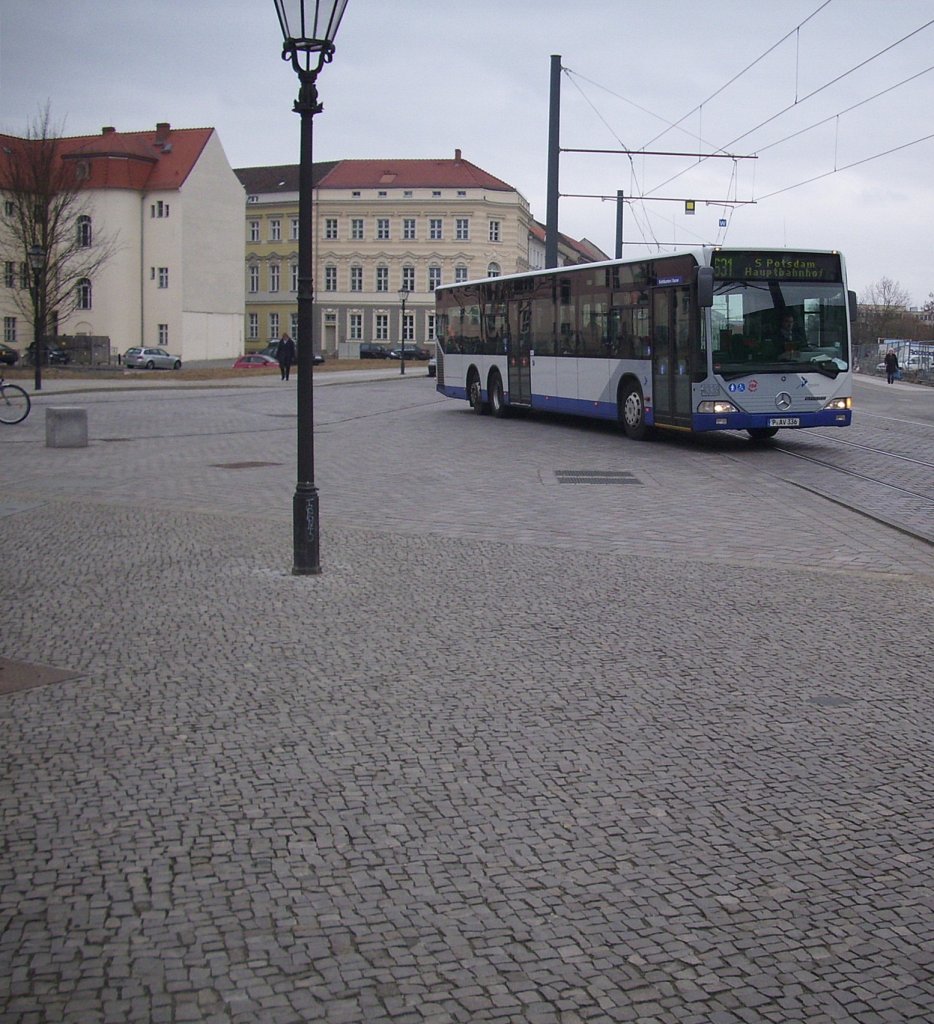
[0,382,30,424]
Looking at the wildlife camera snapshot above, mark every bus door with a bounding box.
[507,298,532,405]
[652,286,693,427]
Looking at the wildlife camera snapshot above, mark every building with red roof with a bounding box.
[236,151,604,356]
[1,123,244,362]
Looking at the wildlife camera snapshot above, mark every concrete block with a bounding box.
[46,407,88,448]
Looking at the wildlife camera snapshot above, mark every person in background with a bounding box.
[884,349,899,384]
[277,333,296,381]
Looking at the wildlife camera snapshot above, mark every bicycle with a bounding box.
[0,375,31,424]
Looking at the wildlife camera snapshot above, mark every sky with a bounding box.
[3,0,934,306]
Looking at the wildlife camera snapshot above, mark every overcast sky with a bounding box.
[3,0,934,306]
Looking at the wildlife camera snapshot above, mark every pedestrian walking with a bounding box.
[277,333,296,381]
[884,349,899,384]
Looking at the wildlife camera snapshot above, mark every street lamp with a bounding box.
[273,0,349,575]
[27,243,45,392]
[398,286,410,376]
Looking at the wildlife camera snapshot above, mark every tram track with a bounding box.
[757,433,934,548]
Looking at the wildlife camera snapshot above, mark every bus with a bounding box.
[434,247,855,441]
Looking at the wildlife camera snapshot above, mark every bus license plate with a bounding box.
[768,417,800,427]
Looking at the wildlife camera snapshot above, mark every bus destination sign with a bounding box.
[713,251,842,282]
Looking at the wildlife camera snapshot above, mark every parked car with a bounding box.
[359,343,391,359]
[427,356,437,378]
[388,345,430,361]
[259,341,324,365]
[26,341,70,365]
[233,354,278,369]
[124,347,182,370]
[0,342,18,366]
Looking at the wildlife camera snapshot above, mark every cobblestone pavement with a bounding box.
[1,375,932,1023]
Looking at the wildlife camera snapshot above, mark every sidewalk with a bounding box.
[2,373,932,1024]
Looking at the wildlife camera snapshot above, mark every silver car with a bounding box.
[124,347,182,370]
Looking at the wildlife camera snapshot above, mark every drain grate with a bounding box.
[0,658,82,696]
[555,469,641,485]
[210,461,283,470]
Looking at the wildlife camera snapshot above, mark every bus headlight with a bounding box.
[698,399,738,414]
[823,397,852,411]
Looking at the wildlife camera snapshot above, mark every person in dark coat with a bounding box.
[884,349,899,384]
[277,333,296,381]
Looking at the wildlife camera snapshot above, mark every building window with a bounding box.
[3,200,13,216]
[489,220,501,242]
[403,218,416,240]
[291,263,298,292]
[402,312,414,342]
[77,278,92,309]
[377,218,390,240]
[248,313,258,340]
[432,190,441,197]
[402,265,415,292]
[291,312,298,340]
[428,265,441,292]
[269,312,279,339]
[77,215,92,247]
[157,267,169,288]
[375,313,388,340]
[351,218,364,240]
[3,262,13,288]
[19,263,27,289]
[376,266,388,292]
[249,220,260,242]
[488,262,501,277]
[150,200,169,218]
[455,265,468,283]
[350,265,363,292]
[249,265,259,293]
[269,263,280,292]
[429,218,443,240]
[427,313,436,341]
[456,218,469,241]
[158,324,169,345]
[325,265,337,291]
[349,313,362,340]
[377,190,387,198]
[269,219,281,241]
[290,218,299,240]
[3,316,15,343]
[325,218,338,240]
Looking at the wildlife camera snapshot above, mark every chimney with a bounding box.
[101,126,116,135]
[454,148,462,162]
[155,122,171,143]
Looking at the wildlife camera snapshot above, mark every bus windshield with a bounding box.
[711,280,849,380]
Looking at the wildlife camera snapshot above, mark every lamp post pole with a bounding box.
[274,0,348,575]
[398,286,409,376]
[28,244,45,392]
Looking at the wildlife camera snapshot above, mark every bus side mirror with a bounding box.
[848,290,858,322]
[697,267,714,308]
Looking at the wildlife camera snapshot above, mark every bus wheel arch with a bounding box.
[488,369,508,418]
[467,366,487,415]
[618,376,648,440]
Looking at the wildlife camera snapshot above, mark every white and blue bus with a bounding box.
[434,247,855,441]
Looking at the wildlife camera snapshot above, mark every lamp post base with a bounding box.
[292,484,321,575]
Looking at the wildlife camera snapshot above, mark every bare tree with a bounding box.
[0,104,117,366]
[855,277,918,352]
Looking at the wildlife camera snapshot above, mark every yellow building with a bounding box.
[235,152,604,356]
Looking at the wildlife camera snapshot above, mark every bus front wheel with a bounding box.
[748,427,779,441]
[489,371,508,418]
[619,381,648,440]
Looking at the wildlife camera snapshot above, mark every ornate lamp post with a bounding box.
[27,243,45,392]
[273,0,349,575]
[397,286,410,376]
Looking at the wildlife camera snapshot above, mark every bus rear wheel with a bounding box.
[468,370,487,415]
[748,427,779,441]
[489,371,508,418]
[619,381,648,440]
